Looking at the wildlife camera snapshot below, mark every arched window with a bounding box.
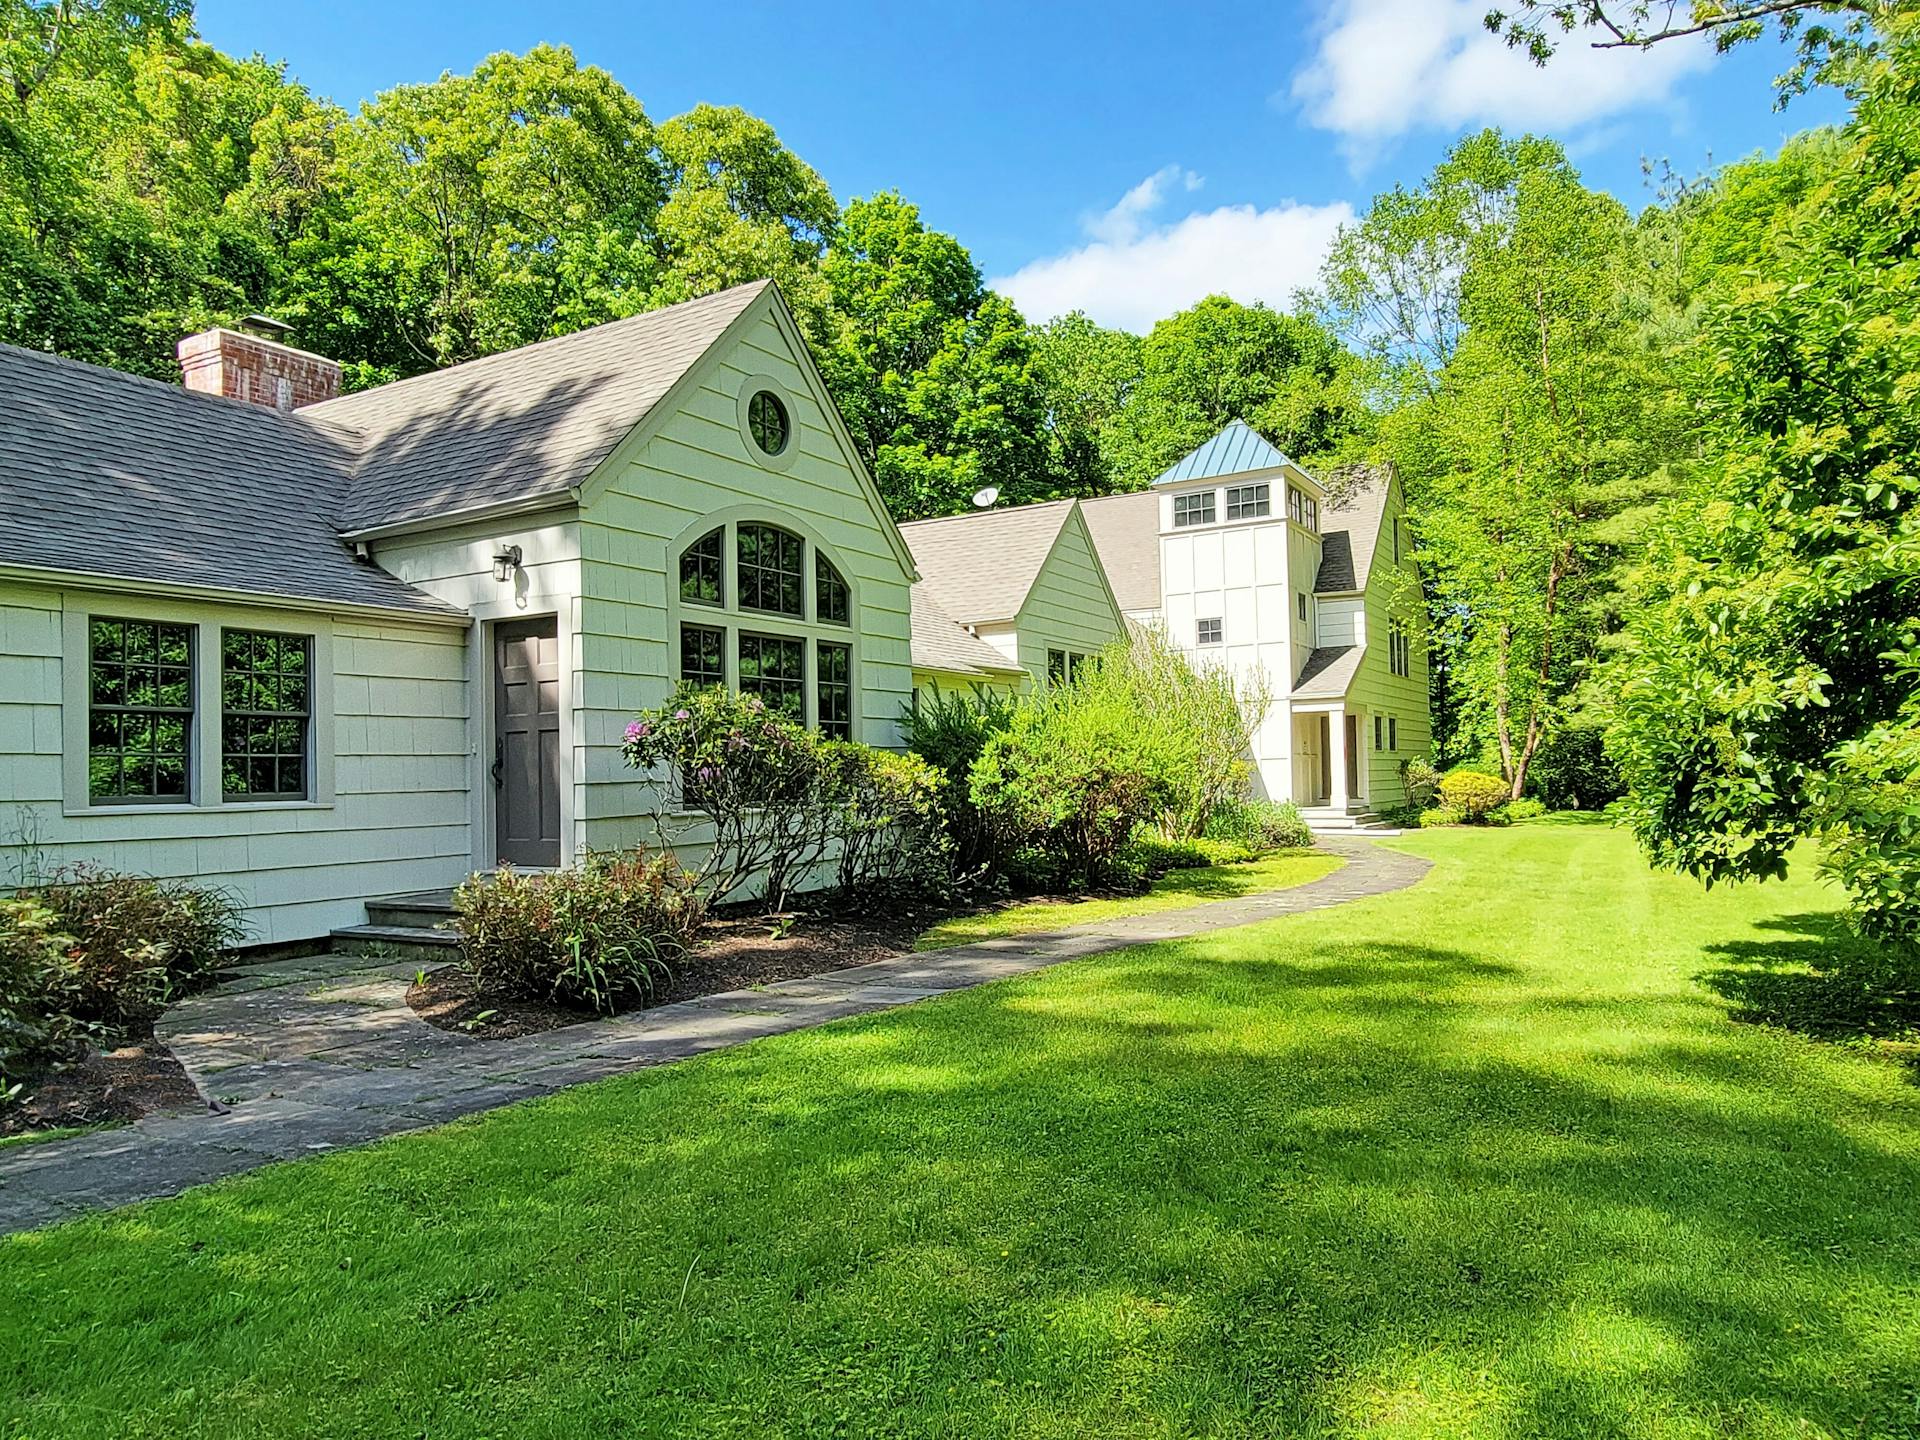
[673,518,857,740]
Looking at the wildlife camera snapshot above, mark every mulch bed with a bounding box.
[406,901,939,1040]
[1,1039,205,1138]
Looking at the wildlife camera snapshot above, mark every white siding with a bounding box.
[0,580,471,945]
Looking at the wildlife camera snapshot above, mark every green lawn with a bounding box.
[6,822,1920,1439]
[914,848,1343,949]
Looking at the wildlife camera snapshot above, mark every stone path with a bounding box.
[0,837,1429,1235]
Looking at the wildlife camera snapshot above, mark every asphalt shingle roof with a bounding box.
[1,282,775,617]
[1293,644,1364,699]
[897,499,1078,626]
[1313,464,1394,595]
[910,586,1027,679]
[0,345,459,618]
[1078,490,1161,614]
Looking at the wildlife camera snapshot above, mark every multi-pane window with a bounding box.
[680,623,725,687]
[737,632,805,720]
[680,527,723,606]
[87,618,193,803]
[221,629,311,801]
[1389,619,1411,677]
[817,642,852,740]
[1225,483,1270,520]
[1287,485,1318,532]
[1173,491,1215,527]
[1047,649,1088,685]
[1197,617,1223,646]
[737,523,804,616]
[816,555,850,625]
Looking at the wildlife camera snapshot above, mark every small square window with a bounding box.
[1225,483,1270,520]
[1173,491,1216,527]
[1197,617,1223,646]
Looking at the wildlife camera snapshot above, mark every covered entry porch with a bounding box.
[1290,701,1366,814]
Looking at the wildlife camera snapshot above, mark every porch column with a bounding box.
[1328,708,1349,811]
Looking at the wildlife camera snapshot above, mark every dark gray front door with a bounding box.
[493,618,560,867]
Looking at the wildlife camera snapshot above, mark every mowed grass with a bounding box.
[914,848,1342,949]
[5,822,1920,1439]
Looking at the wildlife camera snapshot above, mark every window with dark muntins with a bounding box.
[815,554,850,625]
[221,628,311,801]
[1226,483,1270,520]
[737,632,805,719]
[680,527,723,606]
[738,523,804,616]
[747,390,789,456]
[88,617,193,803]
[1173,491,1215,527]
[817,642,852,740]
[680,622,725,687]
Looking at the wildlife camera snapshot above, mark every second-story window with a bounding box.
[1173,491,1215,527]
[1197,617,1223,646]
[1226,483,1270,520]
[1287,485,1318,532]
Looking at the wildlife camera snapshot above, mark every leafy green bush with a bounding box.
[900,687,1017,879]
[1504,797,1549,821]
[824,743,949,900]
[1438,770,1510,822]
[971,687,1185,889]
[454,851,705,1014]
[1526,723,1621,811]
[1206,798,1313,852]
[1418,806,1465,828]
[1399,757,1443,811]
[1071,628,1274,839]
[0,899,84,1096]
[29,865,243,1028]
[1125,834,1214,877]
[1191,835,1260,866]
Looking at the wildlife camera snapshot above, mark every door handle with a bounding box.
[491,738,505,789]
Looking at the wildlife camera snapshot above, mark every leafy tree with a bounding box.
[1030,311,1142,497]
[1102,296,1370,488]
[1609,15,1920,941]
[821,192,1053,518]
[282,44,663,379]
[649,103,837,343]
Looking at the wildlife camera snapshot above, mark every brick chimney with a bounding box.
[177,317,341,412]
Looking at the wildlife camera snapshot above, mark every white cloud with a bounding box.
[1291,0,1714,154]
[992,172,1352,331]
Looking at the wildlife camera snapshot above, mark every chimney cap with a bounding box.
[237,314,296,340]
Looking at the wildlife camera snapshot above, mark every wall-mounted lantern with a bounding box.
[491,545,523,584]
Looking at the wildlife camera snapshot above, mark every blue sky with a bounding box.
[194,0,1845,332]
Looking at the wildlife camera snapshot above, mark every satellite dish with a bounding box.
[971,486,1000,509]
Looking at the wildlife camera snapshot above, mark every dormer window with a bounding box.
[1287,485,1318,532]
[1173,491,1216,527]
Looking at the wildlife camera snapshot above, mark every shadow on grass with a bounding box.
[1700,912,1920,1059]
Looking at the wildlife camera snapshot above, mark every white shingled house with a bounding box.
[0,282,929,944]
[925,422,1430,823]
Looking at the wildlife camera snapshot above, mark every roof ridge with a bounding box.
[896,496,1076,531]
[0,341,331,433]
[300,280,771,421]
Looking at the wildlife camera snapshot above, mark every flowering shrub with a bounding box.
[625,686,949,910]
[454,850,704,1013]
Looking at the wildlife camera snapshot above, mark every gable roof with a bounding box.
[1314,463,1394,595]
[1151,419,1290,487]
[308,282,770,535]
[1078,490,1161,614]
[910,586,1027,680]
[0,345,460,620]
[897,499,1078,626]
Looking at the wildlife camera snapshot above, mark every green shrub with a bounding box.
[1504,797,1549,821]
[1526,723,1622,811]
[29,865,242,1028]
[899,687,1017,879]
[824,743,950,900]
[0,898,85,1095]
[1206,798,1313,852]
[1379,803,1425,828]
[1418,806,1465,828]
[1438,770,1511,821]
[1125,834,1214,877]
[1191,835,1259,866]
[1071,628,1274,839]
[454,851,705,1014]
[970,688,1185,889]
[1399,757,1443,811]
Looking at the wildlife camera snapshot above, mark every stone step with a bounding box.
[364,889,459,931]
[329,923,460,958]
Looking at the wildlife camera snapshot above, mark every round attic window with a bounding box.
[747,389,789,457]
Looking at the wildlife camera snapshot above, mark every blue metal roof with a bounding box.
[1151,419,1291,487]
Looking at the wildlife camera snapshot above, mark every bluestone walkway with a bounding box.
[0,837,1429,1235]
